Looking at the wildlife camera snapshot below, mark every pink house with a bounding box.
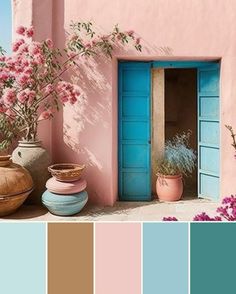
[12,0,236,206]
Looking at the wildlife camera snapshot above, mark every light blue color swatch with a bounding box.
[143,223,188,294]
[0,223,46,294]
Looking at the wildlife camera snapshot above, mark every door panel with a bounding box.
[198,64,220,200]
[119,62,151,201]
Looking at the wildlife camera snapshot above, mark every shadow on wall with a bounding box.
[63,45,173,155]
[52,1,173,204]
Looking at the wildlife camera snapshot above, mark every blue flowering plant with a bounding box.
[156,130,196,177]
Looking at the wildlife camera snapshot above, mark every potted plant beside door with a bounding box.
[156,131,196,201]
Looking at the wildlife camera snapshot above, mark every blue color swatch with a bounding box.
[143,223,188,294]
[0,223,46,294]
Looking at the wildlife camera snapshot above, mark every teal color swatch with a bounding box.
[0,223,46,294]
[143,223,188,294]
[191,223,236,294]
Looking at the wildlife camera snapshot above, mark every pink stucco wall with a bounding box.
[13,0,236,205]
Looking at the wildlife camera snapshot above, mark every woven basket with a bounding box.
[48,163,86,182]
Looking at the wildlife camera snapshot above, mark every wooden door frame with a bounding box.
[152,60,220,200]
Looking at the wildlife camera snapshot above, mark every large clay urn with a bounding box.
[12,141,51,204]
[0,155,34,216]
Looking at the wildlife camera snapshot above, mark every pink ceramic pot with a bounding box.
[156,174,183,201]
[46,177,87,195]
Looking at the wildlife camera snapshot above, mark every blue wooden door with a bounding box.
[198,64,220,200]
[118,62,151,201]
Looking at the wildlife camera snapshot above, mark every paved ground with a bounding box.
[0,197,219,222]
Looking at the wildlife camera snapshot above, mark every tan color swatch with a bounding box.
[48,223,93,294]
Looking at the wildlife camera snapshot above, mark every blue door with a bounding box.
[198,64,220,200]
[118,62,151,201]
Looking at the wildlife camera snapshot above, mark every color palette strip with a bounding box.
[0,223,46,294]
[96,223,141,294]
[48,223,93,294]
[143,223,188,294]
[0,222,235,294]
[191,223,236,294]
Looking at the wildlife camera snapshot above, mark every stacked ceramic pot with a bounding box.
[42,164,88,216]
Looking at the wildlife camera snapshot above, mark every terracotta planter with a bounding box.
[12,141,51,204]
[0,156,34,216]
[48,163,85,182]
[156,174,183,201]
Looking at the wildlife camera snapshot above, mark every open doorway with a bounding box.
[165,68,198,198]
[119,61,220,201]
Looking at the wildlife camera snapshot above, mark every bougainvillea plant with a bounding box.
[225,125,236,155]
[0,22,141,150]
[163,195,236,221]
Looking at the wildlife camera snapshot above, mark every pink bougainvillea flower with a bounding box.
[45,84,54,95]
[5,58,16,70]
[216,195,236,221]
[34,54,45,65]
[127,30,134,37]
[162,195,236,222]
[163,216,178,221]
[69,95,77,105]
[26,26,34,38]
[12,39,25,52]
[16,73,31,86]
[39,108,53,120]
[73,88,81,96]
[23,66,33,75]
[0,71,9,82]
[27,89,36,105]
[60,95,69,103]
[0,56,6,62]
[0,105,7,113]
[45,38,53,48]
[17,89,35,104]
[18,43,29,54]
[2,89,16,107]
[136,37,141,45]
[16,25,26,35]
[193,212,221,221]
[17,91,27,104]
[28,42,41,55]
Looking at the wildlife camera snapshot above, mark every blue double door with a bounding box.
[118,61,220,201]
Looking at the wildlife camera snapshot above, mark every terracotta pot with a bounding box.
[48,163,85,182]
[0,155,34,216]
[156,174,183,201]
[12,141,51,204]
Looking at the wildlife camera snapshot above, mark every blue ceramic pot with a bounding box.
[42,190,88,216]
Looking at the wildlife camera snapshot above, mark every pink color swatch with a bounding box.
[95,223,141,294]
